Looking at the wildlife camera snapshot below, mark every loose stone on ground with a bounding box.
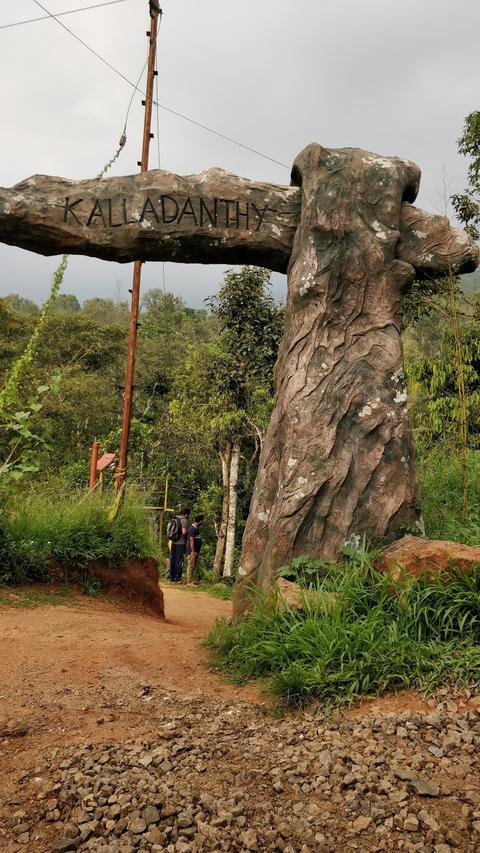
[3,689,480,852]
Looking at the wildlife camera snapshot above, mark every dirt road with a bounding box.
[0,586,261,728]
[1,587,480,852]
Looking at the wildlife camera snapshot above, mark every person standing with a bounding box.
[186,515,204,584]
[167,508,189,583]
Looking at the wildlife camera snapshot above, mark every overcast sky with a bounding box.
[0,0,479,309]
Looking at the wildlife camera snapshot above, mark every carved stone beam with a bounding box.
[0,168,477,276]
[0,170,300,272]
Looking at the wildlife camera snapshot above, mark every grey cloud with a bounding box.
[0,0,479,307]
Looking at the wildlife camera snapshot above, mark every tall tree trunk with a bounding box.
[213,445,231,581]
[223,442,240,578]
[233,144,424,618]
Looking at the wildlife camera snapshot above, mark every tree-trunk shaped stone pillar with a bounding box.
[0,143,476,613]
[233,143,479,618]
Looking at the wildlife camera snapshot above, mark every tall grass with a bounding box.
[417,447,480,544]
[0,490,155,585]
[207,558,480,706]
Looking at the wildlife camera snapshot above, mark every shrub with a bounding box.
[207,555,480,707]
[0,490,155,585]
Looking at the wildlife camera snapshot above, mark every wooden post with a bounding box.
[89,439,99,492]
[116,0,161,493]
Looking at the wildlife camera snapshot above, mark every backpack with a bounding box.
[166,515,182,543]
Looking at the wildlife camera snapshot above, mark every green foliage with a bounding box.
[0,374,61,482]
[51,293,81,313]
[0,490,154,585]
[207,267,284,393]
[406,323,480,447]
[80,578,103,597]
[0,254,68,416]
[277,555,330,584]
[81,297,129,325]
[2,294,38,315]
[402,276,453,327]
[417,447,480,544]
[452,110,480,239]
[208,557,480,707]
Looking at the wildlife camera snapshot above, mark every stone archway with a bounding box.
[0,142,478,615]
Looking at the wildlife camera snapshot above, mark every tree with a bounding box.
[51,294,81,313]
[142,289,185,321]
[82,297,129,325]
[3,294,38,315]
[169,268,283,578]
[452,111,480,239]
[206,267,284,577]
[406,324,480,449]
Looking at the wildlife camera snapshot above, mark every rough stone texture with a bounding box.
[0,168,301,272]
[274,578,335,613]
[233,145,478,618]
[377,535,480,581]
[275,578,311,610]
[0,160,476,276]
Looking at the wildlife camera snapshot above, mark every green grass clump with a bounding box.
[0,586,77,608]
[0,490,155,585]
[207,557,480,707]
[196,582,233,600]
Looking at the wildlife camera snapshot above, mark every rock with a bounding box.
[273,580,336,614]
[404,815,419,832]
[351,816,372,832]
[377,535,480,581]
[239,828,258,850]
[418,810,440,831]
[142,805,160,824]
[52,838,80,852]
[408,778,440,797]
[233,143,478,616]
[128,818,147,834]
[0,169,298,273]
[147,828,166,844]
[7,686,480,851]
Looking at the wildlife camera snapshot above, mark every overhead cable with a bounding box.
[0,0,128,31]
[30,0,289,171]
[152,102,289,170]
[31,0,140,90]
[153,19,168,294]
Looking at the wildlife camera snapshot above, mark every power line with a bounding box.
[31,0,139,90]
[31,0,289,171]
[154,19,168,295]
[0,0,127,31]
[153,102,289,170]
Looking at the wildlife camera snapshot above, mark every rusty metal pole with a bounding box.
[116,0,161,492]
